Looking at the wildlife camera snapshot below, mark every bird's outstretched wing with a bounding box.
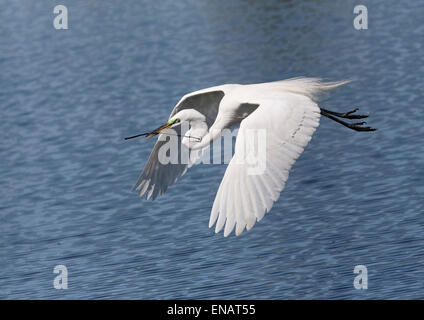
[209,94,321,236]
[132,90,226,199]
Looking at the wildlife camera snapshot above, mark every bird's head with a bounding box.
[169,109,206,124]
[124,109,205,141]
[137,114,184,139]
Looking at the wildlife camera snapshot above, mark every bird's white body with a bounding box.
[132,78,351,236]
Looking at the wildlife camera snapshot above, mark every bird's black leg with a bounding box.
[320,108,376,132]
[320,107,369,119]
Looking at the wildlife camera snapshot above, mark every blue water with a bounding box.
[1,0,423,299]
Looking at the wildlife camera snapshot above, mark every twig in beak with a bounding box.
[124,132,150,140]
[124,131,201,142]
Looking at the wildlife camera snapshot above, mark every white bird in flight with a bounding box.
[125,78,375,237]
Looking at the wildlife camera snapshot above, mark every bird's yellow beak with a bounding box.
[124,118,180,141]
[145,122,173,139]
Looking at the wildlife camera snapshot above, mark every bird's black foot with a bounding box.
[320,108,369,119]
[320,108,376,132]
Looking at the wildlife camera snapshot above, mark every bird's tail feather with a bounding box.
[272,77,351,101]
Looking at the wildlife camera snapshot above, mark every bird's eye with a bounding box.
[168,118,180,125]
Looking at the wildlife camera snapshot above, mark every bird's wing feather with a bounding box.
[209,94,321,236]
[132,125,189,200]
[170,90,225,127]
[132,90,226,199]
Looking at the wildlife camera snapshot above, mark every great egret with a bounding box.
[126,78,376,237]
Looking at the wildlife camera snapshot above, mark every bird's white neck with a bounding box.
[190,116,232,150]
